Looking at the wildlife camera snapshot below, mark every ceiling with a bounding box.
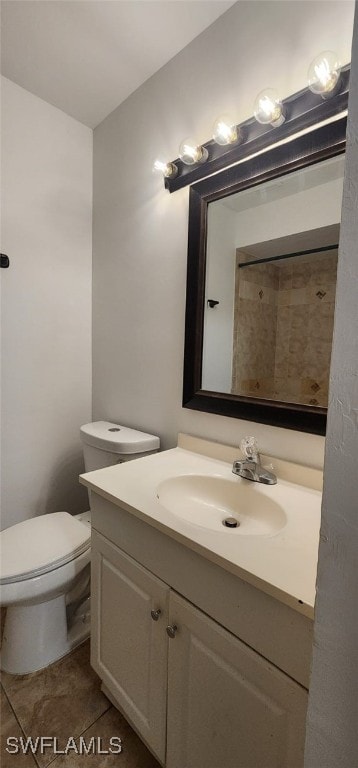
[1,0,236,128]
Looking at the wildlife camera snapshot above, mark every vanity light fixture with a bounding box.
[161,59,349,193]
[307,51,342,99]
[178,138,208,166]
[153,159,178,179]
[212,115,239,145]
[307,51,342,97]
[253,88,285,127]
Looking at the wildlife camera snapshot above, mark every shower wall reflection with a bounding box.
[232,245,337,406]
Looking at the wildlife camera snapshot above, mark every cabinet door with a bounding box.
[166,592,308,768]
[91,530,169,763]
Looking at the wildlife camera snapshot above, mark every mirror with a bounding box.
[203,156,343,407]
[183,117,347,434]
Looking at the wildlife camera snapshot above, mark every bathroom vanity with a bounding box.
[80,434,322,768]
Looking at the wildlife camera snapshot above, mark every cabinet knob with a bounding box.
[151,608,161,621]
[166,624,178,639]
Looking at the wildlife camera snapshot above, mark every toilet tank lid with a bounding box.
[80,421,160,454]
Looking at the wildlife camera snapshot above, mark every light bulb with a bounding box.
[307,51,341,96]
[178,138,208,166]
[253,89,285,127]
[212,115,239,146]
[153,159,178,179]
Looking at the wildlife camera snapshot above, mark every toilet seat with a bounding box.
[0,512,91,585]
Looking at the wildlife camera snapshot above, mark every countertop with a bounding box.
[80,438,322,619]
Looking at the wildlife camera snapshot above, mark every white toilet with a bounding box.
[0,421,159,675]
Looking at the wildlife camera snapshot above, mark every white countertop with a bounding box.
[80,440,322,619]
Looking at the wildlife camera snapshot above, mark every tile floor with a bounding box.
[0,641,160,768]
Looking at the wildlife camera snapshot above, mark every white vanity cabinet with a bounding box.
[91,531,169,762]
[91,502,310,768]
[166,592,307,768]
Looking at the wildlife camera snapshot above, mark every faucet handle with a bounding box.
[240,436,260,462]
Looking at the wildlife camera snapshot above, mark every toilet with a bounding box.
[0,421,159,675]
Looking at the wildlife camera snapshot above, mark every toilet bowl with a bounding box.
[0,421,159,675]
[0,512,91,675]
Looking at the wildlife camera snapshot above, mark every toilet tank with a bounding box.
[80,421,160,472]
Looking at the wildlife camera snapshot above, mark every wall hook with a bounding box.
[207,299,219,308]
[1,253,10,268]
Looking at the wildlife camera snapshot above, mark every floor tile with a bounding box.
[48,705,160,768]
[1,641,111,768]
[1,686,37,767]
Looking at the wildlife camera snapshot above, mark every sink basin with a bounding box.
[156,475,287,535]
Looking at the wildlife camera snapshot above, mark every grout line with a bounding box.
[1,681,25,736]
[1,683,40,768]
[1,679,51,768]
[42,704,114,768]
[1,680,40,768]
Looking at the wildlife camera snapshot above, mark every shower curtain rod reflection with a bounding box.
[238,243,339,269]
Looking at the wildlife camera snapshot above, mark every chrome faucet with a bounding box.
[232,437,277,485]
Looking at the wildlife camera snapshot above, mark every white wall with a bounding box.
[202,203,236,392]
[0,77,93,530]
[93,0,354,469]
[304,3,358,763]
[233,178,344,247]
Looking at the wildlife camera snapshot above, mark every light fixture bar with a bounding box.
[165,64,350,193]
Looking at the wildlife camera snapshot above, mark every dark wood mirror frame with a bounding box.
[182,115,347,435]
